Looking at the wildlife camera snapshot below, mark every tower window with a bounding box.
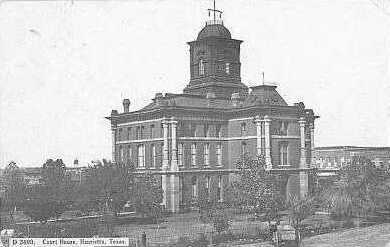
[199,59,205,76]
[225,63,230,74]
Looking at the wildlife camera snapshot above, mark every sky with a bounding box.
[0,0,389,167]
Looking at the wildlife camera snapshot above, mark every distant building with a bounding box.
[107,5,318,213]
[314,146,390,170]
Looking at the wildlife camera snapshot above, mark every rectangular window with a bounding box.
[178,143,184,167]
[136,127,140,140]
[119,146,124,162]
[150,124,155,139]
[127,127,131,140]
[225,62,230,74]
[192,176,198,199]
[204,143,210,166]
[216,125,222,138]
[240,123,246,136]
[191,143,197,166]
[199,59,205,76]
[217,175,223,202]
[204,124,209,137]
[189,124,196,137]
[140,126,145,139]
[128,145,132,162]
[137,144,145,167]
[216,143,222,166]
[280,142,288,166]
[205,176,211,199]
[151,144,156,168]
[241,141,247,156]
[280,121,288,136]
[118,128,123,141]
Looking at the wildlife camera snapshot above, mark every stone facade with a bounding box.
[107,15,318,213]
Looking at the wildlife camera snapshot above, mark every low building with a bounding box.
[314,146,390,170]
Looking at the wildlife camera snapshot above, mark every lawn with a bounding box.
[303,223,390,247]
[113,212,267,245]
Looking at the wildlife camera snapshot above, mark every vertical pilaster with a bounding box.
[171,119,178,171]
[255,116,262,156]
[299,117,307,168]
[170,118,180,213]
[310,123,315,168]
[264,115,272,169]
[111,126,116,163]
[299,117,308,198]
[161,118,170,209]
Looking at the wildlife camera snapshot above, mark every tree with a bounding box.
[2,161,27,225]
[23,159,71,222]
[131,172,163,221]
[324,156,387,220]
[76,159,135,216]
[287,195,315,246]
[227,155,285,224]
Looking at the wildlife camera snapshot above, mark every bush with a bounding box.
[212,209,231,234]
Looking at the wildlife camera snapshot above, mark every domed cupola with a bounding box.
[197,24,231,40]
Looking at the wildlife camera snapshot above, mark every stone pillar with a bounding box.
[255,116,262,156]
[310,123,315,168]
[161,119,170,210]
[170,118,180,213]
[264,115,272,169]
[111,126,116,163]
[171,119,178,171]
[299,117,308,198]
[299,117,307,168]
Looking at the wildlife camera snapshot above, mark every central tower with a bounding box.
[183,2,248,98]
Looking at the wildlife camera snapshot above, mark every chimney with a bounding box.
[123,99,130,113]
[154,93,164,105]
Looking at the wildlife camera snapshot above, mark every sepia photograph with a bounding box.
[0,0,390,246]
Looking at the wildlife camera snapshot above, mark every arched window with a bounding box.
[199,59,205,76]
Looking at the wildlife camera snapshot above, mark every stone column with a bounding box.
[264,115,272,169]
[255,116,262,156]
[161,119,170,210]
[299,117,307,168]
[170,118,180,213]
[171,119,178,171]
[111,126,116,163]
[299,117,308,198]
[310,123,315,168]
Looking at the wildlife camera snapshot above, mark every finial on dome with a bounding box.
[207,0,223,26]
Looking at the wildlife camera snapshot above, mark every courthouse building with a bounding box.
[107,8,318,213]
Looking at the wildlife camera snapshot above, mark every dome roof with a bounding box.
[197,24,231,40]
